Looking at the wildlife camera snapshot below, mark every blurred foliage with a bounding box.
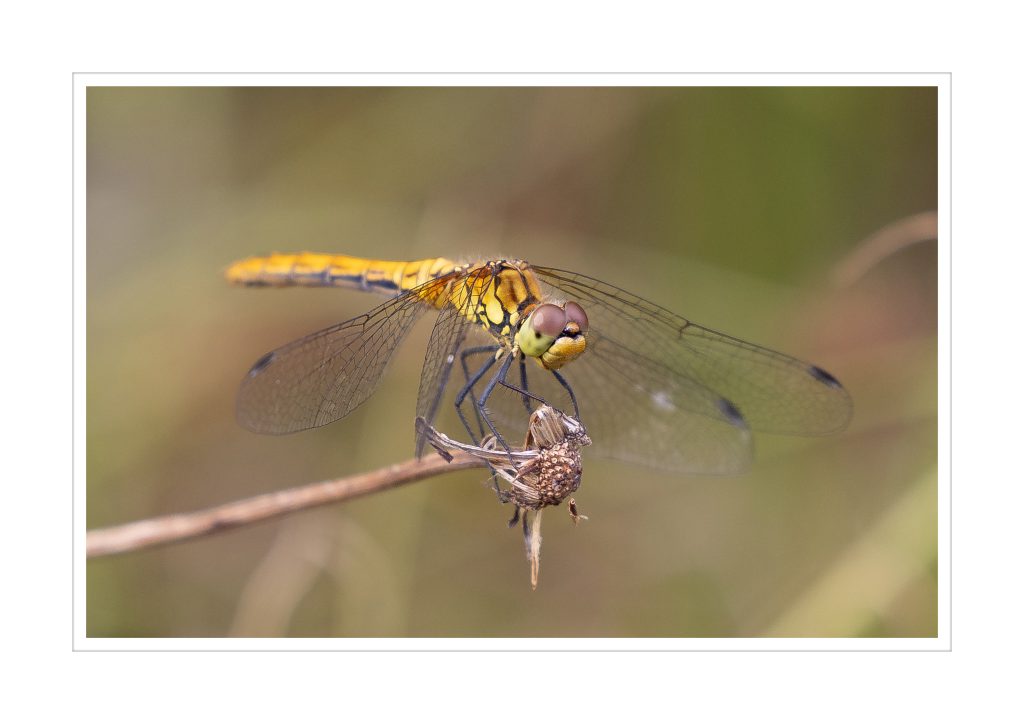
[87,86,938,637]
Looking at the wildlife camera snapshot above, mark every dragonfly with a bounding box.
[225,252,853,474]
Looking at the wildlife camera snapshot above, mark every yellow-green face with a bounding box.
[516,301,589,370]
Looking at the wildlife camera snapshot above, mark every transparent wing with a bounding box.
[470,265,853,474]
[413,272,482,456]
[480,333,754,474]
[236,273,457,434]
[532,266,853,435]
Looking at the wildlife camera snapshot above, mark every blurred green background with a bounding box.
[87,86,938,637]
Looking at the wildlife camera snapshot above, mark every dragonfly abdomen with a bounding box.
[225,252,459,295]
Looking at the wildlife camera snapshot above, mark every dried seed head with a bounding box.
[505,439,584,510]
[415,406,590,511]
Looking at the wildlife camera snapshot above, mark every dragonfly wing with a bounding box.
[565,334,755,473]
[473,334,752,474]
[413,279,480,457]
[236,275,455,434]
[532,266,853,436]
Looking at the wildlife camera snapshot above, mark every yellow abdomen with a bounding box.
[225,252,460,299]
[226,253,544,344]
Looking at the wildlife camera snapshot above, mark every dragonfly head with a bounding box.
[517,301,589,370]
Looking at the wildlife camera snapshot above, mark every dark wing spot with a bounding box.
[718,398,748,428]
[248,351,275,376]
[808,365,843,389]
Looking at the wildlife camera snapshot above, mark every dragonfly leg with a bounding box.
[474,352,517,460]
[454,349,511,501]
[550,369,581,419]
[498,378,551,409]
[488,471,513,506]
[455,350,499,445]
[518,356,533,413]
[457,345,500,441]
[507,505,521,528]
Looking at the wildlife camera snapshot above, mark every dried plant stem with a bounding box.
[87,453,487,558]
[831,211,938,288]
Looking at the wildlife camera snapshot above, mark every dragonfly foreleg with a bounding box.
[550,369,581,420]
[518,356,533,413]
[497,378,552,415]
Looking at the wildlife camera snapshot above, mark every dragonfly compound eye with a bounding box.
[531,304,568,337]
[564,301,589,334]
[517,304,566,358]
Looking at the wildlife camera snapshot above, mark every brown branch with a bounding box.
[87,452,487,559]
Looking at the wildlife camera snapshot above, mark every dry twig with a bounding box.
[831,211,938,288]
[86,453,487,558]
